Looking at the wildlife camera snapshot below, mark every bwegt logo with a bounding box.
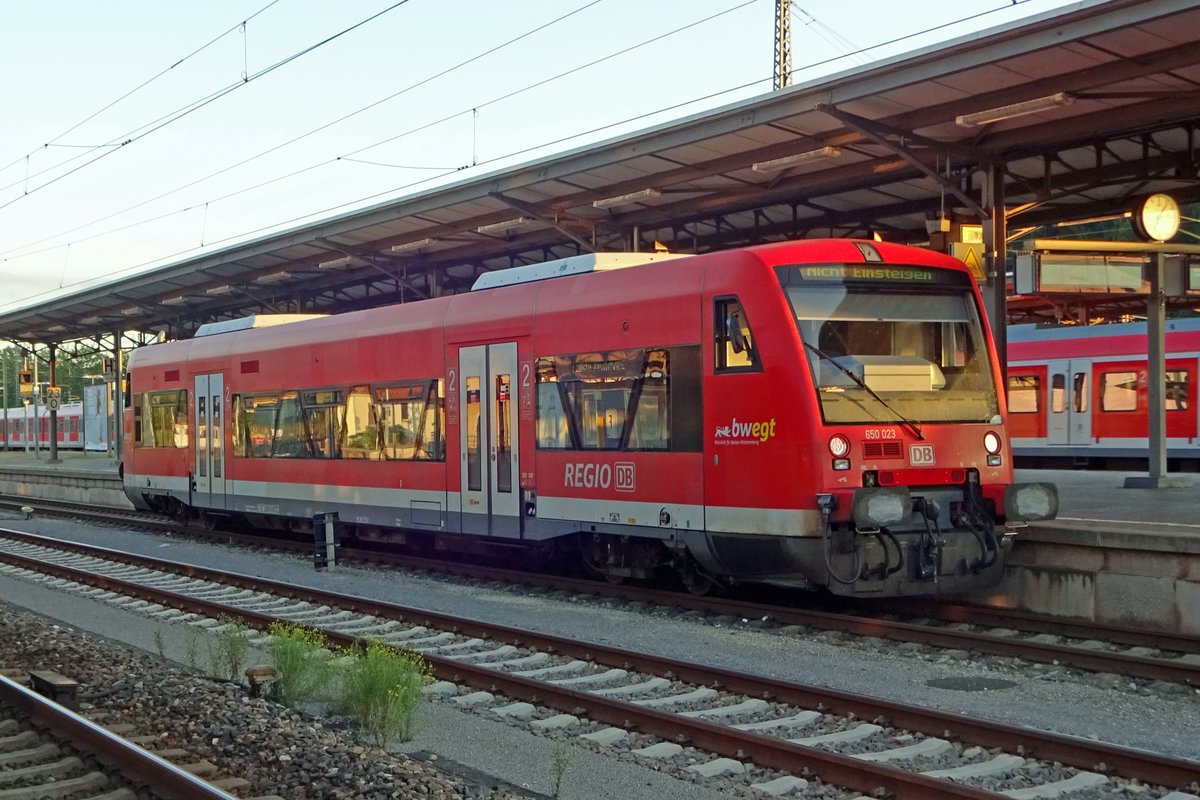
[714,417,778,443]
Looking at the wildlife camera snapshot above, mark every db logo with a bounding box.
[615,462,636,493]
[909,444,935,466]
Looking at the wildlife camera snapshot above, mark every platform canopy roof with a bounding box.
[2,0,1199,347]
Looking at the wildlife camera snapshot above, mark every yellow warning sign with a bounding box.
[951,242,986,282]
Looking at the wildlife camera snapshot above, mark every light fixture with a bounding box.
[80,315,101,325]
[390,238,434,253]
[206,284,235,296]
[120,307,140,316]
[46,324,67,332]
[593,188,661,209]
[477,217,527,234]
[255,270,292,284]
[752,145,841,172]
[955,92,1073,127]
[161,295,188,306]
[317,256,355,270]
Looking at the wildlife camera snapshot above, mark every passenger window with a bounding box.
[136,389,188,448]
[233,394,280,457]
[302,389,344,459]
[714,298,759,371]
[1100,372,1137,412]
[1166,370,1190,411]
[342,385,375,458]
[1006,375,1040,413]
[374,380,445,461]
[536,346,701,451]
[233,381,444,461]
[1073,372,1088,413]
[273,392,309,457]
[1051,374,1065,413]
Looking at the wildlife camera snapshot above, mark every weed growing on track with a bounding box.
[550,739,573,798]
[183,628,201,671]
[267,622,335,706]
[338,640,432,746]
[208,616,251,681]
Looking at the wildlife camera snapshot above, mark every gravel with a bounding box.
[0,604,517,799]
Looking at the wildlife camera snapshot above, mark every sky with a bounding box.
[0,0,1082,311]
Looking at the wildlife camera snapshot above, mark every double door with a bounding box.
[1046,360,1091,446]
[193,373,227,509]
[458,343,522,537]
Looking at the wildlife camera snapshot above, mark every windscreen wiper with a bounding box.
[803,342,925,441]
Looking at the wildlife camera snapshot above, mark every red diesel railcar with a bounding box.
[122,239,1055,597]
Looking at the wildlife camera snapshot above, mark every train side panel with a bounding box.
[1008,320,1200,466]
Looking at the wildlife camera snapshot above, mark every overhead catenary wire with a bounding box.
[1,0,742,265]
[0,0,414,210]
[0,0,282,180]
[0,0,279,181]
[4,0,1050,299]
[0,0,607,261]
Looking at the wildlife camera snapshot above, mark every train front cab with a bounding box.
[691,241,1057,597]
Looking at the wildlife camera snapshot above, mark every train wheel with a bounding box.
[168,498,190,524]
[678,560,718,596]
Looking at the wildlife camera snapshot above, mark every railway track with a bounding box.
[0,670,243,800]
[0,529,1197,800]
[4,493,1198,689]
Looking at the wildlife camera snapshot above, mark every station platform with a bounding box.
[0,451,1195,632]
[0,450,119,479]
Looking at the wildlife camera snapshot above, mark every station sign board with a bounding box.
[1015,252,1194,295]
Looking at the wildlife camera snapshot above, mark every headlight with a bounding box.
[1004,482,1058,521]
[983,431,1002,455]
[851,486,912,528]
[829,434,850,458]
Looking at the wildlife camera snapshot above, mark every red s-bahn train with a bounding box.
[1007,318,1200,469]
[1,401,85,450]
[121,239,1056,597]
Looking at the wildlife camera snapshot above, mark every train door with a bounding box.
[193,374,227,510]
[1046,360,1091,446]
[458,343,521,538]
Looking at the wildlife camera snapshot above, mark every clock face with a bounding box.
[1136,193,1181,242]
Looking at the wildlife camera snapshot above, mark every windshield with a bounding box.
[780,265,1000,425]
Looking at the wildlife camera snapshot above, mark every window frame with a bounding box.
[1006,374,1041,414]
[713,295,761,373]
[535,345,701,452]
[1099,370,1139,412]
[134,388,189,449]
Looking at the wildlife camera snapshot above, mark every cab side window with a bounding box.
[714,297,759,372]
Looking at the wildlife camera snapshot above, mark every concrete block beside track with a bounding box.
[1007,519,1200,634]
[0,456,131,510]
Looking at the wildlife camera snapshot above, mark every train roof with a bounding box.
[470,252,689,290]
[1008,317,1200,343]
[194,314,327,338]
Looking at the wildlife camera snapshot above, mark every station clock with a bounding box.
[1133,192,1181,242]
